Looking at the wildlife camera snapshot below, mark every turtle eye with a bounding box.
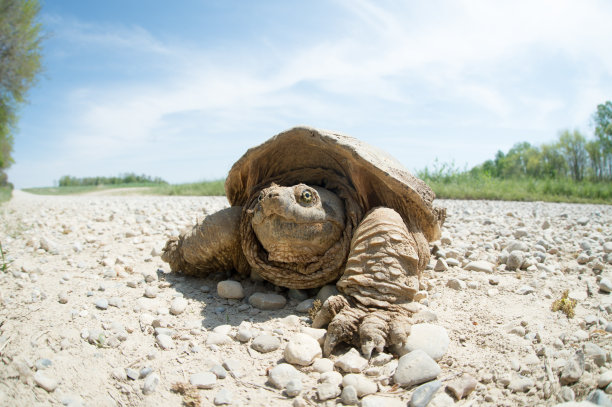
[258,191,265,202]
[300,189,313,204]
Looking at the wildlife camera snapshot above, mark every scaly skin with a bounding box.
[313,207,429,358]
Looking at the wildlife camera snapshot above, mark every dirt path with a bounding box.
[0,193,610,406]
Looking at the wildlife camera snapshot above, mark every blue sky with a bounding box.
[9,0,612,188]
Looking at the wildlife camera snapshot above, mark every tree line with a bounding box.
[0,0,43,189]
[472,101,612,182]
[58,173,167,187]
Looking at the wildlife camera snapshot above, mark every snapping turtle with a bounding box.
[162,126,445,357]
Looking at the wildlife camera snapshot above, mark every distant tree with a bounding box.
[0,0,44,185]
[539,142,566,178]
[592,101,612,178]
[558,130,587,181]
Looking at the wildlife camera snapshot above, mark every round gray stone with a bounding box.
[142,373,160,395]
[409,380,442,407]
[249,292,286,310]
[169,297,187,315]
[251,335,281,353]
[217,280,244,299]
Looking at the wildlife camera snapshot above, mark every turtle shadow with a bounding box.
[159,269,314,331]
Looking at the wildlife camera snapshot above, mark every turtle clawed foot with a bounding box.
[314,296,413,359]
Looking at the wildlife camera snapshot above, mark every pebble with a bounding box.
[560,351,585,385]
[409,380,442,407]
[251,334,281,353]
[584,343,607,367]
[394,349,441,387]
[317,383,341,401]
[108,297,123,307]
[268,363,302,390]
[190,372,217,389]
[144,287,158,298]
[284,333,322,366]
[506,251,524,271]
[169,297,187,315]
[35,358,52,370]
[142,373,159,395]
[236,328,252,342]
[464,260,494,273]
[156,334,175,350]
[217,280,244,299]
[335,348,368,373]
[94,298,109,310]
[222,359,244,378]
[316,285,339,302]
[126,368,139,380]
[600,278,612,293]
[447,278,466,290]
[210,364,227,379]
[516,285,535,295]
[58,291,68,304]
[398,323,449,361]
[446,373,477,399]
[341,385,359,405]
[214,389,233,405]
[434,258,448,272]
[342,374,377,397]
[295,299,315,313]
[206,332,233,346]
[300,326,326,345]
[604,242,612,253]
[312,358,334,373]
[285,378,302,397]
[508,377,534,393]
[248,292,286,310]
[34,371,58,392]
[361,395,405,407]
[587,389,612,406]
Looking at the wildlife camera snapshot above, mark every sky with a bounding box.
[8,0,612,188]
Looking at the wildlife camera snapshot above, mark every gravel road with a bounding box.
[0,191,610,406]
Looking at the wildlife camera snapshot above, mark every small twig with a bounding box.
[32,330,50,344]
[127,355,147,368]
[0,334,14,354]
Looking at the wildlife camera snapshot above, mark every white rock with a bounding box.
[34,371,58,392]
[268,363,302,389]
[190,372,217,389]
[284,333,322,366]
[447,278,466,290]
[206,332,232,346]
[397,323,449,361]
[598,370,612,388]
[317,383,341,401]
[299,326,326,345]
[335,348,368,373]
[142,373,160,394]
[600,278,612,293]
[312,358,334,373]
[156,334,175,350]
[251,335,281,353]
[361,395,405,407]
[394,349,441,387]
[342,374,377,397]
[464,260,494,273]
[169,297,187,315]
[217,280,244,299]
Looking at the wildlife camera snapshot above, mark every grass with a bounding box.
[18,175,612,204]
[0,186,11,203]
[420,173,612,204]
[148,179,225,196]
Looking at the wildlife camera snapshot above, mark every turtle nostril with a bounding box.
[267,192,279,199]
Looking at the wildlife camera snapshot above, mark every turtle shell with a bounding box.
[226,126,444,242]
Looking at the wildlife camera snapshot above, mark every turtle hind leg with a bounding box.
[161,206,249,277]
[316,207,429,357]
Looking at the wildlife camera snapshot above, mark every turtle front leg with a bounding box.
[313,207,429,358]
[162,206,249,276]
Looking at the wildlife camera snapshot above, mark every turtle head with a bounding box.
[251,183,345,263]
